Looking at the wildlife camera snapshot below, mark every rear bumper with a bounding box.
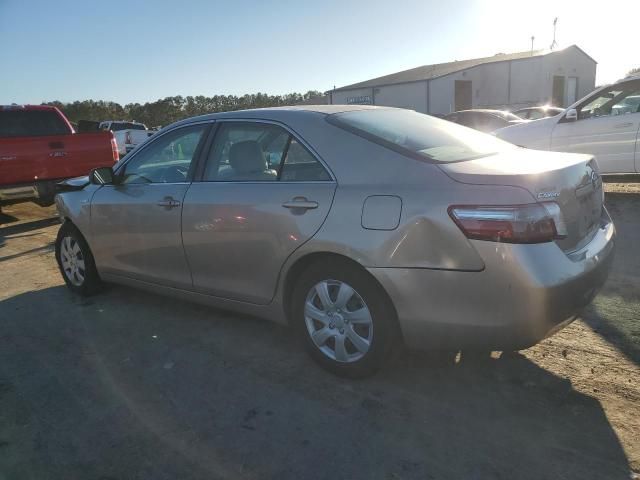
[368,213,616,350]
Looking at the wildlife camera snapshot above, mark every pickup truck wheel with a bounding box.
[55,223,101,296]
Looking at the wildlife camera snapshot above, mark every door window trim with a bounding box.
[195,118,336,184]
[113,121,214,184]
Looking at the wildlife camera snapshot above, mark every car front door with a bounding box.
[551,80,640,174]
[90,123,210,288]
[181,121,337,304]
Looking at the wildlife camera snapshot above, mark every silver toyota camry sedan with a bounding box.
[54,106,615,377]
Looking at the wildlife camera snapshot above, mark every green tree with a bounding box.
[42,89,326,127]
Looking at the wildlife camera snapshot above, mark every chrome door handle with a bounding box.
[157,197,181,208]
[282,197,318,210]
[614,122,633,128]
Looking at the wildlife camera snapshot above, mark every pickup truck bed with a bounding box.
[0,105,119,207]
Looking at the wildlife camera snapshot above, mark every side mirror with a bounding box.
[90,166,116,185]
[564,108,578,122]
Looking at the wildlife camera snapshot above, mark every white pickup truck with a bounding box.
[99,121,155,156]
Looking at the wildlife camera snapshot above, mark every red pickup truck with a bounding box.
[0,105,119,209]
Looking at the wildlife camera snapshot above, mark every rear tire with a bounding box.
[291,260,398,378]
[55,222,101,296]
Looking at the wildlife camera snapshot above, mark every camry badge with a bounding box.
[537,191,560,199]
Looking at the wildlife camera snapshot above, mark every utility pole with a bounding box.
[550,17,558,50]
[531,36,535,55]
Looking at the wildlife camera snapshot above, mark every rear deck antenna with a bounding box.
[550,17,558,50]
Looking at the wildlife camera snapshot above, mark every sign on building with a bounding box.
[346,95,372,105]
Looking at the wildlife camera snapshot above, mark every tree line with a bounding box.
[43,90,325,128]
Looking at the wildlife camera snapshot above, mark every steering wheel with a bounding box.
[161,165,189,183]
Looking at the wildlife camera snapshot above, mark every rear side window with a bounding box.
[328,109,514,163]
[203,122,331,182]
[280,138,331,181]
[0,110,69,137]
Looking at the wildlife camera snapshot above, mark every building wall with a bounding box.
[373,82,428,113]
[508,56,546,108]
[539,47,597,107]
[330,87,374,106]
[331,46,596,114]
[429,60,511,114]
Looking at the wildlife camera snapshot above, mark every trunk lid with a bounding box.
[438,149,604,252]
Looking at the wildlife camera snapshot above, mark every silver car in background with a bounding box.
[54,106,615,377]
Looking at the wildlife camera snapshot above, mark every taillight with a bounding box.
[110,134,119,162]
[448,202,567,244]
[125,131,132,144]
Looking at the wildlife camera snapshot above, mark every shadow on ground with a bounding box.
[0,285,632,480]
[581,191,640,367]
[0,217,59,253]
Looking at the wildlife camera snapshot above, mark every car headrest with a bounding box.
[229,141,267,174]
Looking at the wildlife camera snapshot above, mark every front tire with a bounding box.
[55,222,101,296]
[291,260,398,378]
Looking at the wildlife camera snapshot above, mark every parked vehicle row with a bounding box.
[442,106,563,133]
[0,105,119,209]
[54,106,615,377]
[511,106,564,120]
[99,120,155,156]
[443,109,526,132]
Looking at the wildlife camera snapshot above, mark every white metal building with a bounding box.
[329,45,596,114]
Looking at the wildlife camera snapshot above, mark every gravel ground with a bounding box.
[0,187,639,480]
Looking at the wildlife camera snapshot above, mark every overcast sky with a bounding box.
[0,0,635,105]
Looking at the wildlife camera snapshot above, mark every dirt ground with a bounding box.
[0,185,639,480]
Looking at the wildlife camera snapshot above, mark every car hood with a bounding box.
[56,176,90,192]
[493,116,557,148]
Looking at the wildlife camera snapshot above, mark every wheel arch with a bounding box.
[281,251,403,341]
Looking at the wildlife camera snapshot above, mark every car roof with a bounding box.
[170,104,402,128]
[1,104,58,111]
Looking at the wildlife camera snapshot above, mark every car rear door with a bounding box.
[90,122,210,288]
[551,80,640,174]
[181,120,337,304]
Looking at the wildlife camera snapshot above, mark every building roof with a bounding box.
[333,45,594,92]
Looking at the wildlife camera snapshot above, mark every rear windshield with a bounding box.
[0,110,69,137]
[499,111,523,121]
[328,109,515,163]
[111,122,146,131]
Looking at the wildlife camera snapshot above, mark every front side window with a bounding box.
[578,80,640,119]
[329,109,515,163]
[204,122,330,182]
[121,124,206,184]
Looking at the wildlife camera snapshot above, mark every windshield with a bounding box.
[500,111,523,121]
[329,108,515,163]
